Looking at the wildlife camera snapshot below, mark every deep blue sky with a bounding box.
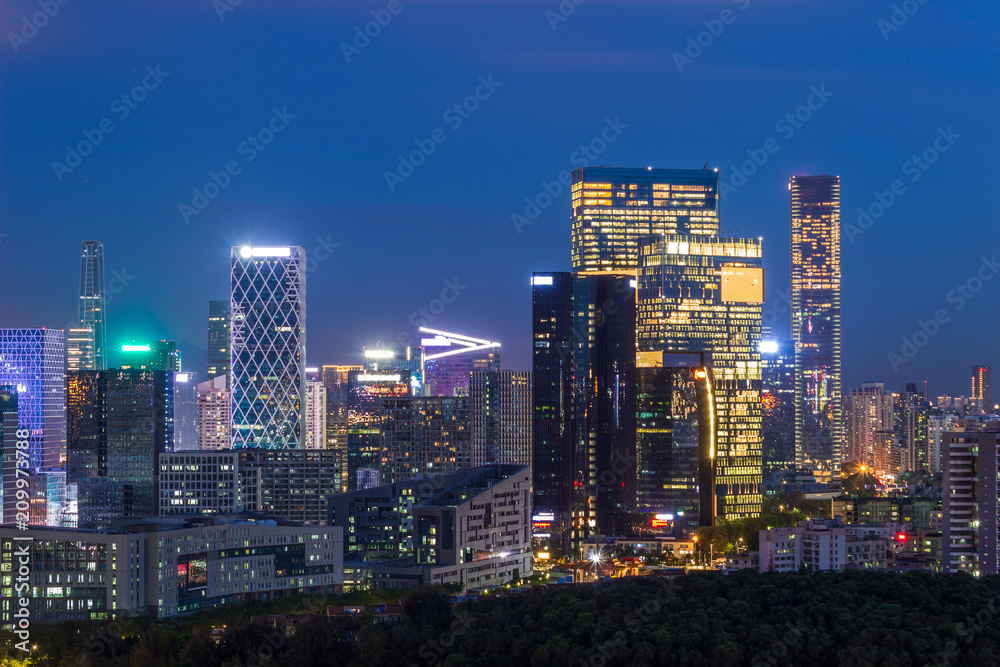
[0,0,996,397]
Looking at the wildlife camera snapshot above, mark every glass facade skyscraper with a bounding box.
[790,175,842,471]
[469,370,531,466]
[120,340,182,372]
[78,240,107,371]
[0,328,66,470]
[637,236,764,520]
[230,246,306,449]
[571,166,720,273]
[207,300,231,381]
[531,272,575,542]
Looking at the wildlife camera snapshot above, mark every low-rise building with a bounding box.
[759,518,897,573]
[0,517,343,626]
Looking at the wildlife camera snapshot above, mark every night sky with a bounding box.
[0,0,996,397]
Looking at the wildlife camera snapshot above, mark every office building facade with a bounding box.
[637,236,764,521]
[120,341,182,372]
[207,300,231,381]
[379,397,471,484]
[469,370,531,466]
[0,328,65,470]
[230,246,306,449]
[790,175,842,471]
[531,272,575,547]
[570,166,720,273]
[173,372,200,451]
[78,240,107,371]
[761,337,796,471]
[65,327,95,372]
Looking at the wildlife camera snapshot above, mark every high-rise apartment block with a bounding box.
[230,246,306,449]
[942,420,1000,575]
[469,370,531,466]
[790,175,842,471]
[972,366,993,414]
[304,380,327,450]
[379,396,471,484]
[198,375,230,450]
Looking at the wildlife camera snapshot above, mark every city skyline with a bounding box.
[0,2,995,398]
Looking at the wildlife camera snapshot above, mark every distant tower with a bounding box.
[78,241,107,370]
[790,175,842,471]
[972,366,993,414]
[230,246,306,449]
[207,300,231,381]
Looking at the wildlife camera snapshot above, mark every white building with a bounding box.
[928,414,959,474]
[304,380,327,450]
[759,519,895,573]
[198,375,230,450]
[230,246,306,448]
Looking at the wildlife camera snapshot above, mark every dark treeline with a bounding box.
[6,571,1000,666]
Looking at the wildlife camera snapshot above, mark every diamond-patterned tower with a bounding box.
[230,246,306,449]
[0,328,66,469]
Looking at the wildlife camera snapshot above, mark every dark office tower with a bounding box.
[207,300,231,381]
[760,338,796,471]
[379,396,471,484]
[972,366,993,414]
[469,370,531,466]
[637,236,764,522]
[78,241,107,370]
[0,328,66,470]
[570,166,720,273]
[573,273,636,538]
[231,246,306,449]
[635,353,714,533]
[531,272,574,543]
[790,175,842,471]
[1,387,19,524]
[67,370,173,529]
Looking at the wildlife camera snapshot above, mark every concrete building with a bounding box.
[0,518,342,625]
[198,375,230,450]
[329,464,532,592]
[759,518,895,572]
[159,451,240,516]
[942,421,1000,575]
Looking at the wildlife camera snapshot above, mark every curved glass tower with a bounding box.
[230,246,306,449]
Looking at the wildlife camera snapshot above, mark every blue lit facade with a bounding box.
[230,246,306,449]
[0,328,65,470]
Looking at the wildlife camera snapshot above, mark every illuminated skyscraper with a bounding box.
[304,380,327,450]
[78,241,107,370]
[531,272,575,544]
[760,335,795,471]
[845,382,894,472]
[173,372,200,452]
[65,327,94,372]
[972,366,993,414]
[198,375,230,450]
[230,246,306,449]
[0,328,65,470]
[346,370,411,489]
[637,235,764,521]
[571,166,720,273]
[790,175,842,471]
[207,300,231,381]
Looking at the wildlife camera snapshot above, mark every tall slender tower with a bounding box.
[972,366,993,414]
[230,246,306,449]
[78,241,107,370]
[790,175,842,471]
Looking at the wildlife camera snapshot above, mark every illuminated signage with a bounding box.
[175,373,190,383]
[364,350,394,359]
[122,344,150,352]
[759,341,779,354]
[531,276,553,286]
[358,374,401,382]
[721,266,764,303]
